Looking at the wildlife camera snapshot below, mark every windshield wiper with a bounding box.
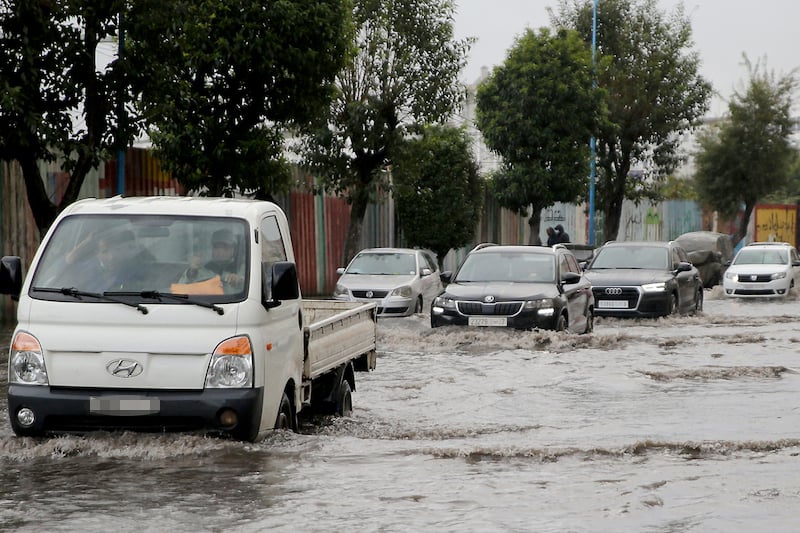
[136,290,224,315]
[33,287,149,314]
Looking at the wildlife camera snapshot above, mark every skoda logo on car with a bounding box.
[484,295,495,303]
[106,359,144,378]
[604,287,623,295]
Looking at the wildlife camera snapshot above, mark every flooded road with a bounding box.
[2,288,800,532]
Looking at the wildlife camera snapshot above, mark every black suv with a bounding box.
[430,244,594,333]
[583,240,703,317]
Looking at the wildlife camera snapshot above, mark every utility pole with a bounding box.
[588,0,598,246]
[116,12,126,195]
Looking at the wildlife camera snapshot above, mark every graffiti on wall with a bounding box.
[755,205,797,246]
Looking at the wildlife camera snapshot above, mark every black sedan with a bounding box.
[583,240,704,317]
[430,244,594,333]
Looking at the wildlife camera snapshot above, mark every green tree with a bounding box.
[475,27,604,245]
[125,0,352,198]
[694,56,798,246]
[553,0,711,242]
[0,0,127,236]
[392,125,484,269]
[300,0,470,263]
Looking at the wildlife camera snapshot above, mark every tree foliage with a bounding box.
[552,0,711,242]
[475,27,604,245]
[125,0,352,198]
[0,0,126,235]
[694,56,798,245]
[392,125,484,268]
[300,0,470,263]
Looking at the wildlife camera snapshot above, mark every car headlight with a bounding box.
[9,332,48,385]
[724,271,738,281]
[771,271,787,280]
[206,336,253,388]
[390,285,413,298]
[332,283,350,298]
[641,282,667,292]
[433,295,456,310]
[523,298,554,310]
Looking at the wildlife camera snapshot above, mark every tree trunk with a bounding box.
[733,200,755,248]
[528,207,542,245]
[343,186,370,266]
[19,155,58,239]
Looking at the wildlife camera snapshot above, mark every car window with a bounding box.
[423,252,438,272]
[559,255,571,277]
[565,254,580,273]
[456,252,554,283]
[591,246,668,269]
[347,252,417,275]
[734,248,788,265]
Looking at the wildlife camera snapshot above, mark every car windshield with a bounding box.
[734,248,787,265]
[347,252,417,275]
[30,214,249,302]
[590,246,669,269]
[455,252,554,283]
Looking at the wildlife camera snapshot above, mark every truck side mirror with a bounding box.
[0,256,22,300]
[262,261,300,309]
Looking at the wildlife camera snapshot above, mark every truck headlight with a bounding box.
[390,285,413,298]
[642,282,667,292]
[9,332,48,385]
[206,336,253,388]
[332,283,350,298]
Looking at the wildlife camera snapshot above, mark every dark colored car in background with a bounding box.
[674,231,734,288]
[583,240,704,317]
[430,244,594,333]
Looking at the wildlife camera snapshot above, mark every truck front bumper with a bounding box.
[7,384,263,439]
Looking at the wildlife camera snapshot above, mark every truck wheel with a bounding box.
[274,392,294,430]
[336,380,353,417]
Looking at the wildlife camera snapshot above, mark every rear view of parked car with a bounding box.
[583,240,704,317]
[722,242,800,298]
[333,248,443,316]
[674,231,734,288]
[430,244,594,333]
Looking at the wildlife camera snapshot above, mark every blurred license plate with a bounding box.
[90,397,160,416]
[468,316,507,326]
[598,300,628,309]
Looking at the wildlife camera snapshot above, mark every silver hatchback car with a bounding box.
[333,248,443,317]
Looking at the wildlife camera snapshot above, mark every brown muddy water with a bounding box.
[2,288,800,532]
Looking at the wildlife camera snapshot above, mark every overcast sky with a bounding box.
[452,0,800,117]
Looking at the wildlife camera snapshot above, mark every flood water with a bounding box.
[2,288,800,532]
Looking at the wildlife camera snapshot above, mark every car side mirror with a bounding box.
[561,271,581,284]
[262,261,300,309]
[675,261,692,273]
[421,267,432,277]
[336,267,345,275]
[793,261,800,267]
[0,256,22,300]
[440,271,453,285]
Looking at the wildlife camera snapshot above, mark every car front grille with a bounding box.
[736,274,773,283]
[592,287,640,309]
[457,301,523,316]
[352,290,389,298]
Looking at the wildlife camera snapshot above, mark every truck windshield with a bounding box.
[30,214,250,303]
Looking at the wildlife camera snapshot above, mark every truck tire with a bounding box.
[336,379,353,417]
[274,392,294,430]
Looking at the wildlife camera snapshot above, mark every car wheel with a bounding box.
[555,313,567,332]
[582,308,594,334]
[414,296,423,314]
[430,316,440,328]
[668,293,678,315]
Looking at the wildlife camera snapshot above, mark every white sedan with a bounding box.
[333,248,443,317]
[723,242,800,298]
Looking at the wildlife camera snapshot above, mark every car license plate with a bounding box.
[90,396,160,416]
[468,316,507,327]
[598,300,628,309]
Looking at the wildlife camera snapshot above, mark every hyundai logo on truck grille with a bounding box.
[106,359,143,378]
[604,287,623,295]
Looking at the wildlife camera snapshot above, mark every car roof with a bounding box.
[599,240,674,248]
[356,248,425,254]
[470,244,563,255]
[745,242,793,248]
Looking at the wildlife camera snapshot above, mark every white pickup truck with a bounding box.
[0,196,377,441]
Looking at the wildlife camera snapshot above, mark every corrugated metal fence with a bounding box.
[1,151,791,322]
